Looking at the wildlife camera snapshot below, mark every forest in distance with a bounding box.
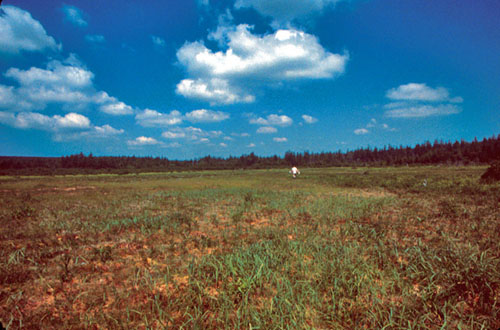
[1,135,500,175]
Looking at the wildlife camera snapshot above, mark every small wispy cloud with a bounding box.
[185,109,229,123]
[273,137,287,142]
[127,136,161,147]
[85,34,105,43]
[257,126,277,134]
[62,5,88,27]
[302,114,318,124]
[151,35,166,47]
[385,104,461,118]
[354,128,369,135]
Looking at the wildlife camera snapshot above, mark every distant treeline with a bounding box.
[1,135,500,175]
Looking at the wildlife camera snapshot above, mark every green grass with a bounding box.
[0,166,499,329]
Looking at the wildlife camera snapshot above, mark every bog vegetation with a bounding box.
[0,166,499,329]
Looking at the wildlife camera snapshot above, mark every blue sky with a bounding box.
[0,0,499,158]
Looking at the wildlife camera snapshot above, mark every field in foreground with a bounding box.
[0,166,499,329]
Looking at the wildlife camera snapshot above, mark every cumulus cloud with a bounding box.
[354,128,369,135]
[386,83,461,103]
[383,83,462,118]
[0,111,90,130]
[185,109,229,123]
[385,104,461,118]
[91,124,124,136]
[135,109,182,127]
[54,112,91,128]
[0,85,17,108]
[257,126,277,134]
[247,143,256,147]
[1,57,135,115]
[176,24,347,104]
[302,114,317,124]
[273,137,287,142]
[250,114,292,126]
[235,0,341,25]
[62,5,88,27]
[162,126,222,142]
[176,78,255,105]
[127,136,161,146]
[85,34,105,43]
[219,142,228,147]
[0,5,60,54]
[98,101,133,115]
[6,60,94,88]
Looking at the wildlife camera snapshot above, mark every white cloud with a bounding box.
[136,109,182,127]
[0,111,90,130]
[162,126,222,141]
[0,85,17,108]
[54,112,90,128]
[151,35,165,47]
[127,136,160,146]
[235,0,341,25]
[176,24,347,104]
[99,101,134,115]
[91,124,124,136]
[0,6,60,54]
[6,60,94,88]
[85,34,105,43]
[257,126,277,134]
[162,131,186,139]
[250,114,293,126]
[247,143,256,147]
[383,83,463,119]
[185,109,229,123]
[273,137,287,142]
[386,83,455,102]
[220,142,228,147]
[354,128,369,135]
[302,114,317,124]
[176,78,255,105]
[0,58,136,114]
[384,104,461,118]
[223,136,233,141]
[62,5,88,27]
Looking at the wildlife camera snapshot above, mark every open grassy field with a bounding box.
[0,166,499,329]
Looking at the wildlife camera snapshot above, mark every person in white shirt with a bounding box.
[290,166,300,178]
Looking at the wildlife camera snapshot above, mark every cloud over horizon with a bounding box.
[384,83,462,118]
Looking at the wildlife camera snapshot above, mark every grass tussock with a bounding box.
[0,166,499,329]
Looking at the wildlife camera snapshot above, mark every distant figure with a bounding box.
[290,166,300,179]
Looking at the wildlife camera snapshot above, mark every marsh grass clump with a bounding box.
[0,166,498,329]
